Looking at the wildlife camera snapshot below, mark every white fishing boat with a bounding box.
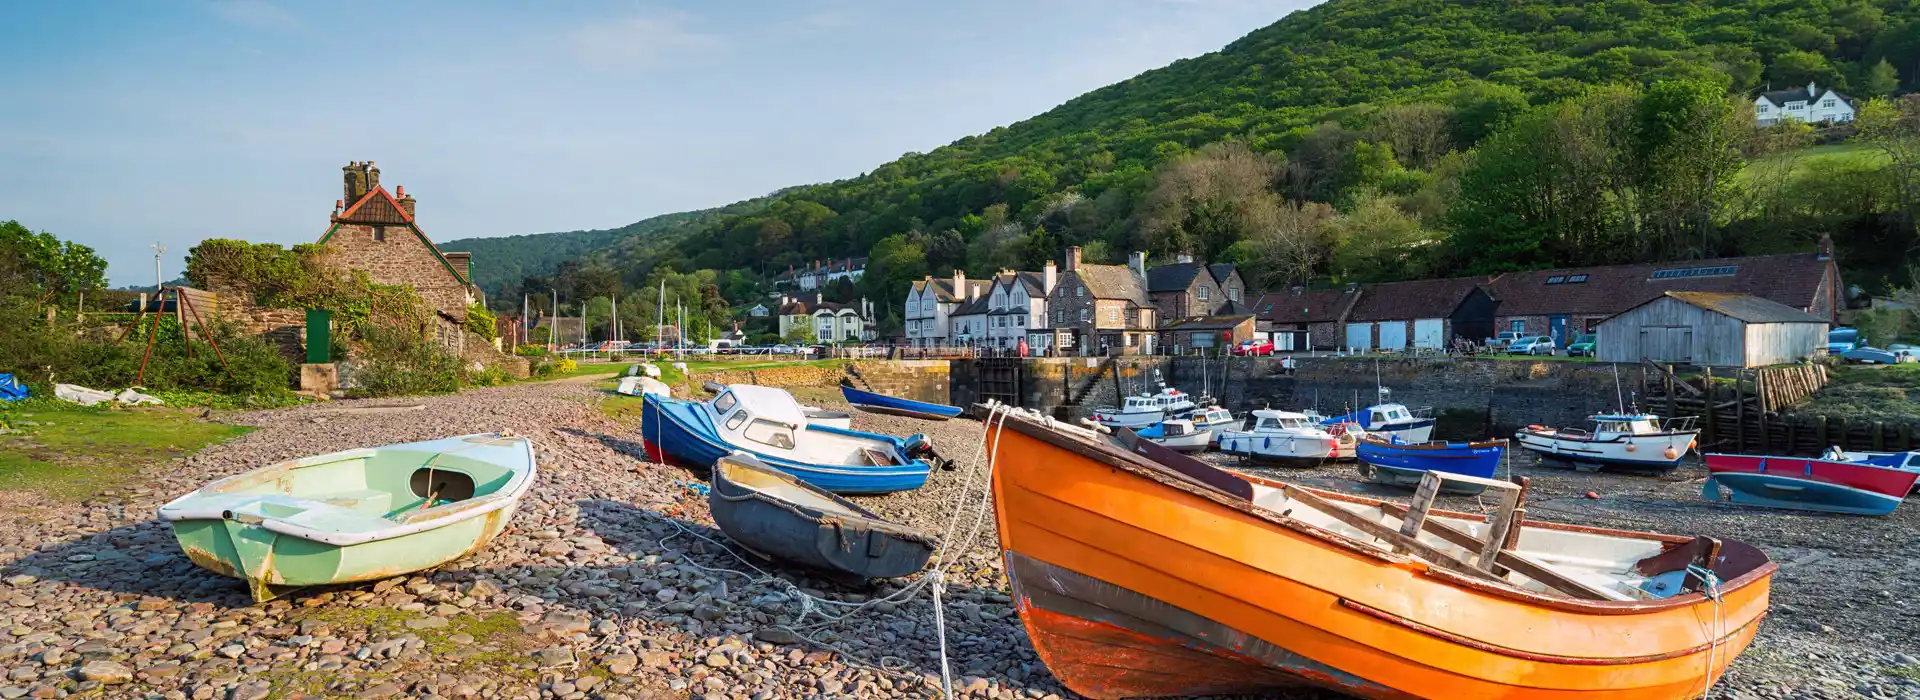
[1515,413,1699,472]
[1092,388,1197,428]
[1217,409,1339,467]
[1320,402,1434,445]
[1134,419,1212,453]
[615,376,670,397]
[1182,405,1238,445]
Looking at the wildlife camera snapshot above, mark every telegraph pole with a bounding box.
[150,242,167,290]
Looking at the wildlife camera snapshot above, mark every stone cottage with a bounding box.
[318,161,479,351]
[1045,247,1158,355]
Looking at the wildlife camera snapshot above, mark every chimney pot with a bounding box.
[395,185,404,197]
[1128,251,1148,280]
[1066,246,1082,271]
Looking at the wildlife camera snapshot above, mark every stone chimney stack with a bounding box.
[1065,246,1082,271]
[341,161,382,204]
[396,185,416,219]
[1817,232,1834,260]
[1043,260,1057,295]
[1176,251,1194,264]
[1128,251,1148,280]
[364,161,380,192]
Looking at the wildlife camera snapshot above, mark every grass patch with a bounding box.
[1887,664,1920,682]
[275,606,540,696]
[0,402,252,500]
[1740,142,1890,183]
[1792,363,1920,423]
[524,361,626,382]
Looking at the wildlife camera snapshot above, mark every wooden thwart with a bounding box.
[1286,472,1616,601]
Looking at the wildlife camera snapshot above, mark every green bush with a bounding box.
[466,303,497,340]
[349,325,464,397]
[514,345,551,357]
[0,298,296,399]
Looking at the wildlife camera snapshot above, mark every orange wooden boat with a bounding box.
[986,409,1774,699]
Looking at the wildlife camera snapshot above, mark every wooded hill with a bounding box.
[482,0,1920,337]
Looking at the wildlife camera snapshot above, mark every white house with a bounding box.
[949,294,990,346]
[777,294,874,343]
[904,272,991,348]
[795,257,868,291]
[1755,82,1855,126]
[985,265,1055,351]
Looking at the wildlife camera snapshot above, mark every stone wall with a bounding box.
[850,360,949,404]
[459,332,530,379]
[689,362,850,391]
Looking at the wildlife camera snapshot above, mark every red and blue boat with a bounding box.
[1355,436,1508,495]
[840,384,965,421]
[1702,451,1920,516]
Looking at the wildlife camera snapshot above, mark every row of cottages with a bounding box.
[776,293,876,342]
[1044,249,1160,354]
[772,258,868,291]
[317,161,480,353]
[1254,243,1841,357]
[904,272,993,347]
[949,268,1053,349]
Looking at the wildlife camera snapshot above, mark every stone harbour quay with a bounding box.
[0,377,1917,699]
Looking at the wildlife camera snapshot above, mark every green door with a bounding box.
[305,309,332,364]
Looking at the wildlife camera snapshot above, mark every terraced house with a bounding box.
[905,272,992,348]
[1046,247,1158,355]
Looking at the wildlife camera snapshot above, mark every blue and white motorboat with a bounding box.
[1355,436,1508,495]
[1319,403,1435,444]
[641,384,934,494]
[1134,419,1211,453]
[1217,410,1338,467]
[841,384,966,420]
[1180,406,1238,445]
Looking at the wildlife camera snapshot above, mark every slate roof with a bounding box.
[1758,86,1849,105]
[1158,315,1256,331]
[1208,264,1239,286]
[1255,288,1362,324]
[951,294,992,317]
[1216,299,1255,316]
[1075,264,1153,306]
[1622,292,1828,325]
[1346,276,1492,322]
[989,271,1048,312]
[1146,262,1206,293]
[1482,253,1833,316]
[911,277,992,303]
[778,298,858,315]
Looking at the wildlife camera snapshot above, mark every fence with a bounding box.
[1636,361,1911,456]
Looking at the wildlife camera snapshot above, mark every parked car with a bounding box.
[1509,336,1557,355]
[1827,327,1860,354]
[1841,346,1917,364]
[1232,339,1275,357]
[1566,334,1597,357]
[1488,331,1529,350]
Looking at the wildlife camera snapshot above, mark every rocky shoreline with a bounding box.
[0,380,1915,699]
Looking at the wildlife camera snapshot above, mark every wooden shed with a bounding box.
[1596,292,1827,367]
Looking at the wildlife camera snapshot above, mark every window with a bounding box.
[1108,309,1118,323]
[1757,104,1771,112]
[742,419,795,450]
[373,227,387,242]
[1585,318,1599,333]
[1198,287,1210,301]
[1076,286,1085,298]
[1228,287,1239,302]
[1821,99,1835,108]
[1649,265,1736,280]
[724,409,749,431]
[1078,309,1090,322]
[713,391,738,415]
[1013,316,1024,327]
[1568,274,1588,283]
[1788,103,1804,111]
[1054,310,1064,324]
[1510,320,1525,333]
[1546,276,1565,284]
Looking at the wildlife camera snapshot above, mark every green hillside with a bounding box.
[496,0,1920,335]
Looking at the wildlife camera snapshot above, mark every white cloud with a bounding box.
[202,0,300,30]
[569,13,726,70]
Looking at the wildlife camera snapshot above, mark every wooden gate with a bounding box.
[979,358,1023,407]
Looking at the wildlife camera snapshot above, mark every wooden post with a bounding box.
[1902,423,1914,452]
[1701,367,1715,450]
[1874,421,1886,451]
[1665,364,1677,419]
[1787,419,1799,455]
[1815,415,1828,451]
[1758,369,1772,453]
[1734,370,1746,453]
[1835,417,1848,450]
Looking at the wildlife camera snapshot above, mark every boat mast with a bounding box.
[1612,363,1627,415]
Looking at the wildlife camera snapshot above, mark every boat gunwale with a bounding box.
[157,434,537,547]
[645,394,934,479]
[1515,428,1699,444]
[1335,597,1769,665]
[840,384,964,419]
[993,410,1777,615]
[1355,437,1508,455]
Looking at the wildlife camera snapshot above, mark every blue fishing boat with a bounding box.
[841,384,965,420]
[642,384,934,494]
[1355,436,1508,495]
[1319,403,1435,444]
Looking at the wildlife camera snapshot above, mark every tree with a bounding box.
[1865,58,1902,98]
[1631,79,1745,259]
[0,221,107,306]
[1368,103,1454,171]
[782,321,818,344]
[1855,96,1920,250]
[1136,142,1285,260]
[1239,201,1336,288]
[1766,50,1840,89]
[1328,193,1441,281]
[1449,82,1529,147]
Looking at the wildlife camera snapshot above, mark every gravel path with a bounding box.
[0,380,1915,699]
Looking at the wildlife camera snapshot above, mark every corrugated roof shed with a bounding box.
[1484,253,1832,316]
[1630,292,1828,324]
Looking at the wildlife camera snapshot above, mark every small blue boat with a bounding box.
[1320,403,1436,444]
[1355,436,1508,495]
[841,384,965,421]
[642,384,934,494]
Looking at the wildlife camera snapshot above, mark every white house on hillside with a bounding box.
[777,294,874,343]
[905,272,991,348]
[1755,82,1855,126]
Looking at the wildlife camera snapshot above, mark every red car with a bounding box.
[1232,339,1275,356]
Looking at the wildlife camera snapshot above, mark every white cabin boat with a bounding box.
[1183,406,1238,445]
[1515,414,1698,472]
[1321,403,1434,445]
[1217,410,1338,467]
[1093,388,1198,428]
[1135,419,1212,453]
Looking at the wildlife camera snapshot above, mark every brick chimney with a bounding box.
[952,270,966,299]
[1043,260,1057,295]
[1176,250,1194,264]
[1065,246,1082,271]
[1128,251,1148,280]
[396,185,416,219]
[341,161,381,204]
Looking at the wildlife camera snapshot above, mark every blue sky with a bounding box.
[0,1,1312,286]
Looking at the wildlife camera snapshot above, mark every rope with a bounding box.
[1688,564,1726,700]
[633,401,1014,695]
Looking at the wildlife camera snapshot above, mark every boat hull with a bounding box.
[1092,410,1164,428]
[991,417,1771,699]
[1357,440,1505,494]
[1516,430,1693,471]
[840,385,964,420]
[641,394,931,494]
[1217,431,1332,467]
[709,456,934,578]
[1703,454,1919,516]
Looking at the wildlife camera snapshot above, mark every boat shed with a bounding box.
[1595,292,1828,368]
